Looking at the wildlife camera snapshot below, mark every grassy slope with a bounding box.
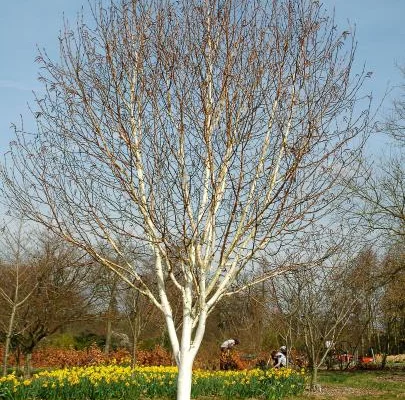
[287,370,405,400]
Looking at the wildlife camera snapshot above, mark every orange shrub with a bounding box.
[0,344,173,369]
[135,345,173,366]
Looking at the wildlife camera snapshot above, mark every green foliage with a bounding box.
[44,333,76,349]
[73,332,105,350]
[0,385,14,400]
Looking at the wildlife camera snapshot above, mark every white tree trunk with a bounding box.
[2,303,16,376]
[174,306,208,400]
[0,0,371,397]
[104,317,112,354]
[177,350,195,400]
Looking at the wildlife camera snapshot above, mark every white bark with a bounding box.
[177,349,195,400]
[2,302,17,377]
[0,1,371,399]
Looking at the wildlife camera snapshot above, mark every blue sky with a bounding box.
[1,0,404,155]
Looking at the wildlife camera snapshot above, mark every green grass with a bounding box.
[286,370,405,400]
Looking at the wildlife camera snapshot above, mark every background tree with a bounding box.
[346,156,404,243]
[273,255,361,389]
[385,65,405,147]
[378,243,405,366]
[92,266,121,354]
[0,0,371,398]
[4,234,95,377]
[344,65,405,246]
[119,276,159,367]
[342,248,381,360]
[337,65,405,366]
[0,222,40,376]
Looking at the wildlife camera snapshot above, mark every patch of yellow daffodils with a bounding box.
[0,365,306,399]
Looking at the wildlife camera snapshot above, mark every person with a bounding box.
[220,338,240,351]
[220,338,239,370]
[272,346,287,368]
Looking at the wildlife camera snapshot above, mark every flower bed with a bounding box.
[0,365,306,400]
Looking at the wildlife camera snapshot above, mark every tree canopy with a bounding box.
[1,1,372,398]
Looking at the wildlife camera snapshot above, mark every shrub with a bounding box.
[0,344,172,370]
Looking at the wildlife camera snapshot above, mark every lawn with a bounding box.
[288,370,405,400]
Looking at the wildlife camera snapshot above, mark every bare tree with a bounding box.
[91,267,121,354]
[345,155,405,243]
[1,0,371,398]
[339,245,405,367]
[119,279,158,368]
[385,65,405,147]
[344,65,405,245]
[0,222,40,376]
[273,258,359,389]
[3,234,95,377]
[378,243,405,365]
[343,248,382,361]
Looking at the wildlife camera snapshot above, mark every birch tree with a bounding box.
[1,0,371,398]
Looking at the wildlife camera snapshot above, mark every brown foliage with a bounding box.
[0,344,173,369]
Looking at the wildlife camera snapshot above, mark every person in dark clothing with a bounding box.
[220,338,240,370]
